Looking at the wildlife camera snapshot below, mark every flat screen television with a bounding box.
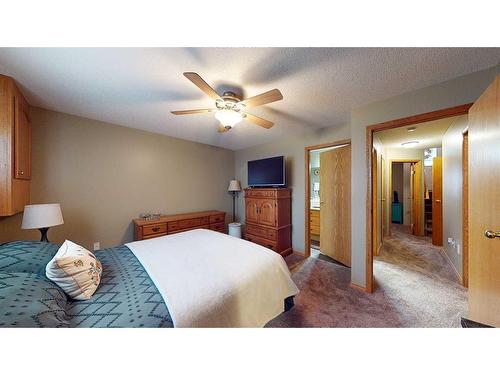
[248,156,285,187]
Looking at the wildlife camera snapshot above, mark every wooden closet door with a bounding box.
[468,73,500,327]
[319,145,351,266]
[258,199,276,227]
[432,156,443,245]
[14,94,31,180]
[245,198,259,224]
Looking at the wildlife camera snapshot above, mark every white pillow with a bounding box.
[46,240,102,300]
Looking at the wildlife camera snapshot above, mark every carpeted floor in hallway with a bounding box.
[266,225,467,327]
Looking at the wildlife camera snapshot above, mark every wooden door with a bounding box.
[410,163,416,234]
[372,148,379,256]
[14,94,31,180]
[462,132,469,288]
[245,198,259,224]
[432,156,443,245]
[410,161,423,236]
[319,145,351,266]
[258,199,276,227]
[468,74,500,327]
[381,156,386,238]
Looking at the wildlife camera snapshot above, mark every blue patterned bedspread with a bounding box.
[0,241,173,328]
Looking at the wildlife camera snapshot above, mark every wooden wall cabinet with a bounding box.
[0,75,31,216]
[244,188,292,257]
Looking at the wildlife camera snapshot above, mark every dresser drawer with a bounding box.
[210,222,225,232]
[245,224,276,241]
[245,233,277,252]
[245,189,277,198]
[210,213,225,224]
[143,223,167,236]
[169,224,210,234]
[143,232,167,240]
[168,216,209,231]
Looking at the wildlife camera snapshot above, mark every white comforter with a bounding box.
[126,229,299,328]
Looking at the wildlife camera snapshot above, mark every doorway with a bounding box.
[366,104,472,293]
[304,139,351,264]
[389,160,423,237]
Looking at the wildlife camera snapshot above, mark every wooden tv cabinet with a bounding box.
[243,188,292,257]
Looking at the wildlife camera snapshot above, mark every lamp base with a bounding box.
[38,227,50,242]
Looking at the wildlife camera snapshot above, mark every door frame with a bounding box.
[365,103,472,293]
[304,139,351,258]
[388,159,423,236]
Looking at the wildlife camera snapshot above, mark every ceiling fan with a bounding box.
[171,72,283,133]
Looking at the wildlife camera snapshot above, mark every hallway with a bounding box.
[267,224,466,327]
[374,224,467,326]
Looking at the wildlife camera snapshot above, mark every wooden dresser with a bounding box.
[310,208,320,236]
[0,75,31,216]
[244,188,292,257]
[134,210,226,241]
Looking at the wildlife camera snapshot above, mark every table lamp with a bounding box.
[227,180,241,223]
[21,203,64,242]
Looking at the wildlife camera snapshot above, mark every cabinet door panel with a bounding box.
[245,198,259,223]
[14,95,31,180]
[258,199,276,227]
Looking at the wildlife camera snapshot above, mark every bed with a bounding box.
[0,229,298,328]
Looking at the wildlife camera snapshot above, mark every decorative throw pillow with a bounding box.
[46,240,102,300]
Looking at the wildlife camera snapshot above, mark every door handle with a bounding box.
[320,201,325,205]
[484,230,500,239]
[435,199,441,203]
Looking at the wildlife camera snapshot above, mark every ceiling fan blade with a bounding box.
[183,72,222,101]
[244,113,274,129]
[171,108,214,115]
[218,123,229,133]
[241,89,283,108]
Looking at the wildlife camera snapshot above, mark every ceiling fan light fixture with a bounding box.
[215,109,243,128]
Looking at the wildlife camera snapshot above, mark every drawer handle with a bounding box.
[152,227,161,232]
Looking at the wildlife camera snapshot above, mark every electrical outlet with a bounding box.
[93,242,100,251]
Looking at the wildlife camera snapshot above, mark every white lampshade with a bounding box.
[21,204,64,229]
[228,180,241,192]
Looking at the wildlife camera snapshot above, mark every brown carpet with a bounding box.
[267,225,467,327]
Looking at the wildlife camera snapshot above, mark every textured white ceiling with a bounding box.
[0,48,498,150]
[375,116,465,149]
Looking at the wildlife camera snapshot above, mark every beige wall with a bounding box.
[0,108,235,249]
[442,115,468,277]
[234,124,351,253]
